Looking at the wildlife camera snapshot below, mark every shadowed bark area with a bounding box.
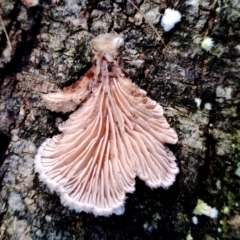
[0,0,240,239]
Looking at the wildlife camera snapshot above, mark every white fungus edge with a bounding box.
[35,139,126,217]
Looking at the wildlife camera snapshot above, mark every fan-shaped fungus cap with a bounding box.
[35,33,178,216]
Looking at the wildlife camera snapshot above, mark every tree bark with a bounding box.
[0,0,239,239]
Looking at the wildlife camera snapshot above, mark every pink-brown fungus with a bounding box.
[35,33,178,216]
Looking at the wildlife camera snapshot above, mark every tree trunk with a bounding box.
[0,0,239,239]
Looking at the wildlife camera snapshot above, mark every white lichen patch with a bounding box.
[186,0,200,16]
[11,136,36,156]
[7,132,36,190]
[235,44,240,53]
[45,215,52,222]
[134,3,161,25]
[18,155,34,181]
[235,162,240,177]
[8,191,25,212]
[216,86,232,100]
[65,0,82,14]
[24,197,34,206]
[2,44,12,62]
[216,179,221,190]
[201,37,214,52]
[11,129,20,142]
[194,98,201,108]
[178,110,208,151]
[186,0,199,6]
[22,141,36,154]
[192,216,198,224]
[211,129,232,156]
[222,206,230,215]
[186,231,194,240]
[161,8,181,32]
[144,7,161,25]
[193,199,218,219]
[204,103,212,110]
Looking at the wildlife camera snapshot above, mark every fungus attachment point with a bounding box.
[35,33,178,216]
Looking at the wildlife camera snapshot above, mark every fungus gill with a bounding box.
[35,33,178,216]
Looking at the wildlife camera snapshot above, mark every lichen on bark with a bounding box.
[0,0,240,239]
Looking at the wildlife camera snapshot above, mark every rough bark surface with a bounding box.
[0,0,239,239]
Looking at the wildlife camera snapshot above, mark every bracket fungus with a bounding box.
[35,33,179,216]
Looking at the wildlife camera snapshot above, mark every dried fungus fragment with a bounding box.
[35,33,178,216]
